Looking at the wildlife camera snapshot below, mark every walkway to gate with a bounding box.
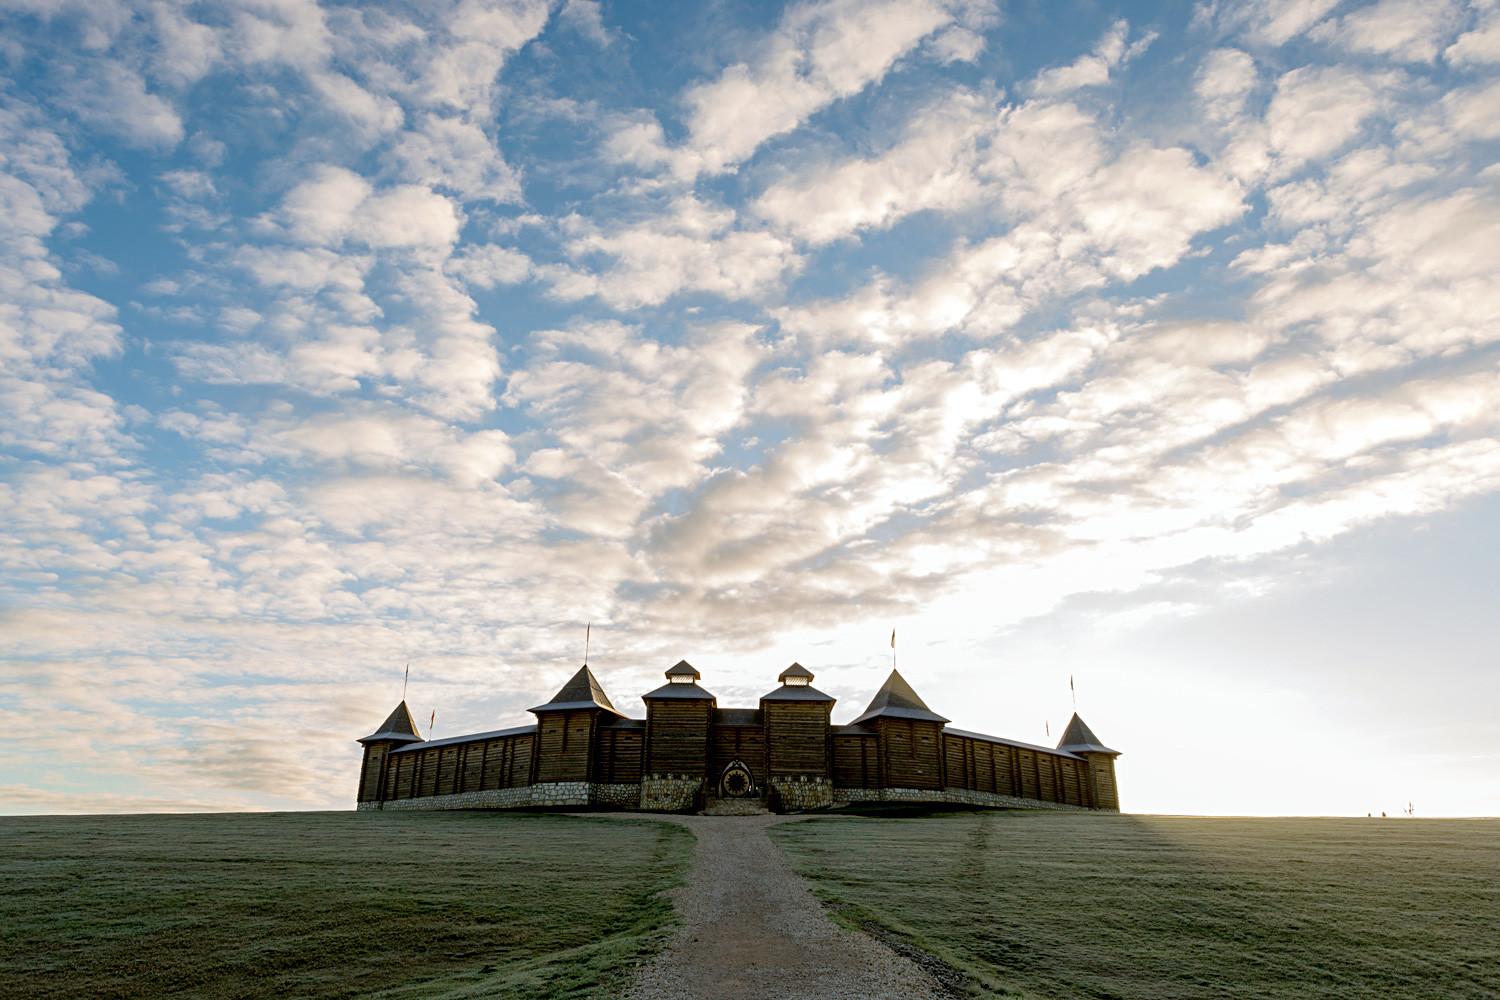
[616,814,950,1000]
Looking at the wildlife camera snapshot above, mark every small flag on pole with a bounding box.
[1046,720,1050,739]
[429,710,435,738]
[891,629,896,648]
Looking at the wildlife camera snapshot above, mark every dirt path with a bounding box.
[615,814,950,1000]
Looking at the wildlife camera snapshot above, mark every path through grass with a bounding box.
[770,811,1500,999]
[0,810,692,1000]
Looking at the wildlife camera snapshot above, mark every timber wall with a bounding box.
[875,718,944,790]
[368,731,534,803]
[764,702,830,778]
[646,701,712,777]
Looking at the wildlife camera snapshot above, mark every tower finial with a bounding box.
[584,622,591,666]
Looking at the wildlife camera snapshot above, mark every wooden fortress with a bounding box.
[356,661,1121,813]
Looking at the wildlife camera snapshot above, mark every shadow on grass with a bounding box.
[772,812,1500,1000]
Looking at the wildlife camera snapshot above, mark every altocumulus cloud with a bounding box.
[1,0,1497,816]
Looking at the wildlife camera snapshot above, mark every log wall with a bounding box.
[534,709,597,783]
[646,700,712,776]
[380,732,534,802]
[876,718,944,790]
[764,702,830,778]
[940,732,1091,807]
[831,732,879,789]
[596,728,644,784]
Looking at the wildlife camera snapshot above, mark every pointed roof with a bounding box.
[529,664,620,714]
[1056,713,1119,755]
[778,662,815,682]
[665,659,701,681]
[357,700,426,744]
[851,669,950,725]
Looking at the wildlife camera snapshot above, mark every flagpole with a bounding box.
[585,623,591,666]
[403,663,409,701]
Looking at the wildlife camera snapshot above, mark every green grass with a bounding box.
[770,811,1500,999]
[0,810,693,1000]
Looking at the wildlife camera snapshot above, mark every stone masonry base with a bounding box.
[359,781,1097,812]
[834,786,1092,811]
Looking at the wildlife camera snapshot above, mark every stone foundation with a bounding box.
[834,786,1090,811]
[770,776,834,812]
[359,781,592,811]
[590,782,641,808]
[360,784,541,811]
[358,780,1095,813]
[639,775,703,812]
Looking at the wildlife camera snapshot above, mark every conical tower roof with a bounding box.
[529,664,620,714]
[1057,713,1119,755]
[357,700,425,744]
[851,669,949,725]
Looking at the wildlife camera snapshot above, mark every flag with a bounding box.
[1070,675,1074,692]
[1046,720,1050,738]
[890,629,896,648]
[429,710,435,736]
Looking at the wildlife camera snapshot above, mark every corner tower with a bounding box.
[355,701,424,805]
[529,664,621,785]
[1057,713,1121,811]
[852,670,948,791]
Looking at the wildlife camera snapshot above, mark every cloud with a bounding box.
[773,100,1245,346]
[754,88,992,244]
[1264,66,1383,169]
[613,0,992,179]
[391,115,523,202]
[1445,3,1500,64]
[273,166,463,250]
[1313,0,1463,63]
[545,197,801,308]
[1031,20,1132,96]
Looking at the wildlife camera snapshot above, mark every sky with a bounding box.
[1,0,1497,818]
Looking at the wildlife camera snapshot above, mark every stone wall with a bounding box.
[771,775,834,812]
[355,777,1094,813]
[591,782,641,808]
[833,785,1091,811]
[639,775,702,812]
[360,784,540,811]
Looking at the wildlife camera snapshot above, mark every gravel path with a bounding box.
[613,814,951,1000]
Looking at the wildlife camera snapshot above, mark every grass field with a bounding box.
[771,810,1500,1000]
[0,810,692,1000]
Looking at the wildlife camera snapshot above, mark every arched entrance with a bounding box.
[719,759,756,798]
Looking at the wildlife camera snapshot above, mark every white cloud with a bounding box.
[1031,20,1131,96]
[546,197,801,308]
[614,0,991,179]
[1445,3,1500,64]
[1265,66,1383,169]
[391,114,522,202]
[1228,0,1343,47]
[1312,0,1463,64]
[1196,48,1260,121]
[273,166,462,249]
